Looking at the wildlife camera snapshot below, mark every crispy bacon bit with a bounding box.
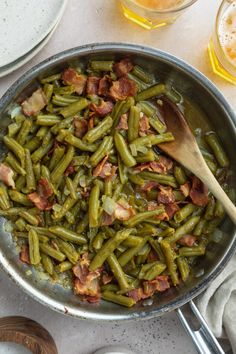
[106,166,117,181]
[158,186,175,204]
[90,100,114,117]
[28,177,54,210]
[93,155,109,176]
[0,163,15,188]
[165,203,180,219]
[61,68,87,95]
[158,156,173,172]
[190,176,209,207]
[102,272,113,285]
[143,276,170,296]
[21,88,47,116]
[101,212,115,226]
[147,249,158,262]
[88,116,94,130]
[178,235,197,247]
[19,245,30,264]
[113,58,133,77]
[147,201,169,220]
[128,288,149,302]
[98,75,112,96]
[139,115,150,136]
[93,156,117,180]
[86,76,100,95]
[147,201,159,211]
[140,181,159,192]
[109,77,137,101]
[73,254,101,302]
[116,114,128,130]
[134,160,171,175]
[114,199,136,221]
[180,182,191,197]
[74,118,88,138]
[64,164,75,176]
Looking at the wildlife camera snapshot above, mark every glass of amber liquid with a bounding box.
[119,0,198,30]
[208,0,236,85]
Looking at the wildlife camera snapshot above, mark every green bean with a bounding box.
[76,213,89,233]
[194,218,207,236]
[165,88,182,104]
[65,177,77,199]
[83,115,113,143]
[124,208,164,227]
[49,226,87,244]
[52,94,79,107]
[57,261,73,272]
[114,132,136,168]
[102,291,135,307]
[204,218,223,234]
[161,240,179,286]
[179,245,205,257]
[136,84,166,101]
[60,98,89,118]
[40,243,66,262]
[19,211,39,226]
[174,166,187,185]
[132,65,153,84]
[31,140,53,164]
[174,204,198,223]
[15,175,26,191]
[28,229,41,265]
[41,254,54,275]
[127,73,148,91]
[128,106,140,142]
[8,122,21,137]
[135,150,156,163]
[0,207,27,217]
[25,149,36,192]
[51,146,74,184]
[205,132,229,167]
[36,114,61,126]
[89,183,100,228]
[43,83,54,101]
[143,262,166,281]
[150,133,175,145]
[27,226,56,238]
[3,136,25,167]
[165,216,201,244]
[51,117,74,134]
[138,171,178,188]
[5,153,26,175]
[90,136,113,167]
[204,197,215,220]
[104,179,112,197]
[24,137,41,152]
[16,119,32,146]
[214,200,225,219]
[56,239,79,264]
[65,132,98,152]
[90,60,114,72]
[127,173,144,186]
[90,228,134,271]
[118,157,128,184]
[36,126,48,140]
[118,236,149,267]
[9,190,32,206]
[15,217,27,231]
[148,238,165,262]
[107,253,129,291]
[159,228,175,238]
[92,232,104,250]
[40,73,61,83]
[101,284,119,292]
[122,235,143,248]
[177,257,190,282]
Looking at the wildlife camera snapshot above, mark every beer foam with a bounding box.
[218,2,236,66]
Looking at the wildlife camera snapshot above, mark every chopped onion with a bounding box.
[102,196,117,215]
[8,103,22,118]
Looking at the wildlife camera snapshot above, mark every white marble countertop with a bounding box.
[0,0,235,353]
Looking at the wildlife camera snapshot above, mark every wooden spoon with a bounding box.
[158,98,236,225]
[0,316,58,354]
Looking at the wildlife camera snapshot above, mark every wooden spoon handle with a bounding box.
[191,152,236,225]
[0,316,58,354]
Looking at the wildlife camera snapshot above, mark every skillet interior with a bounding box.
[0,43,236,321]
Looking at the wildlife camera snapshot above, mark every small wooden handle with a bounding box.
[0,316,58,354]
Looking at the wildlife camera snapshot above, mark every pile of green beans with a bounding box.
[0,59,231,308]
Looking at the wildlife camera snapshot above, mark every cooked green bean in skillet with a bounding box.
[0,58,231,307]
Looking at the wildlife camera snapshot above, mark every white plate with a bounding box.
[0,0,67,68]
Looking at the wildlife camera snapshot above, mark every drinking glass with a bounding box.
[119,0,198,30]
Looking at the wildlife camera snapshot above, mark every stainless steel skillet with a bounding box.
[0,43,236,353]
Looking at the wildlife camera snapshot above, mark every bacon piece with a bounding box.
[147,201,159,211]
[116,114,128,130]
[90,100,114,117]
[98,75,112,96]
[19,245,30,264]
[165,203,180,219]
[180,182,191,197]
[147,249,158,262]
[21,88,47,116]
[106,166,117,181]
[158,156,173,172]
[128,288,149,303]
[139,115,150,136]
[93,155,109,177]
[134,160,171,175]
[88,116,94,130]
[28,178,54,210]
[143,275,170,296]
[101,212,115,226]
[140,181,159,192]
[147,201,168,220]
[74,118,88,138]
[93,156,117,180]
[64,164,75,176]
[102,272,113,285]
[61,68,87,95]
[190,176,209,207]
[86,76,100,95]
[178,235,197,247]
[113,58,133,77]
[73,253,101,301]
[158,186,175,204]
[109,77,137,101]
[114,199,136,221]
[0,163,15,188]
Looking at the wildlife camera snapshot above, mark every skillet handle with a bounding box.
[176,300,225,354]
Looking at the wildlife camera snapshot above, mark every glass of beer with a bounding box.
[208,0,236,85]
[119,0,198,30]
